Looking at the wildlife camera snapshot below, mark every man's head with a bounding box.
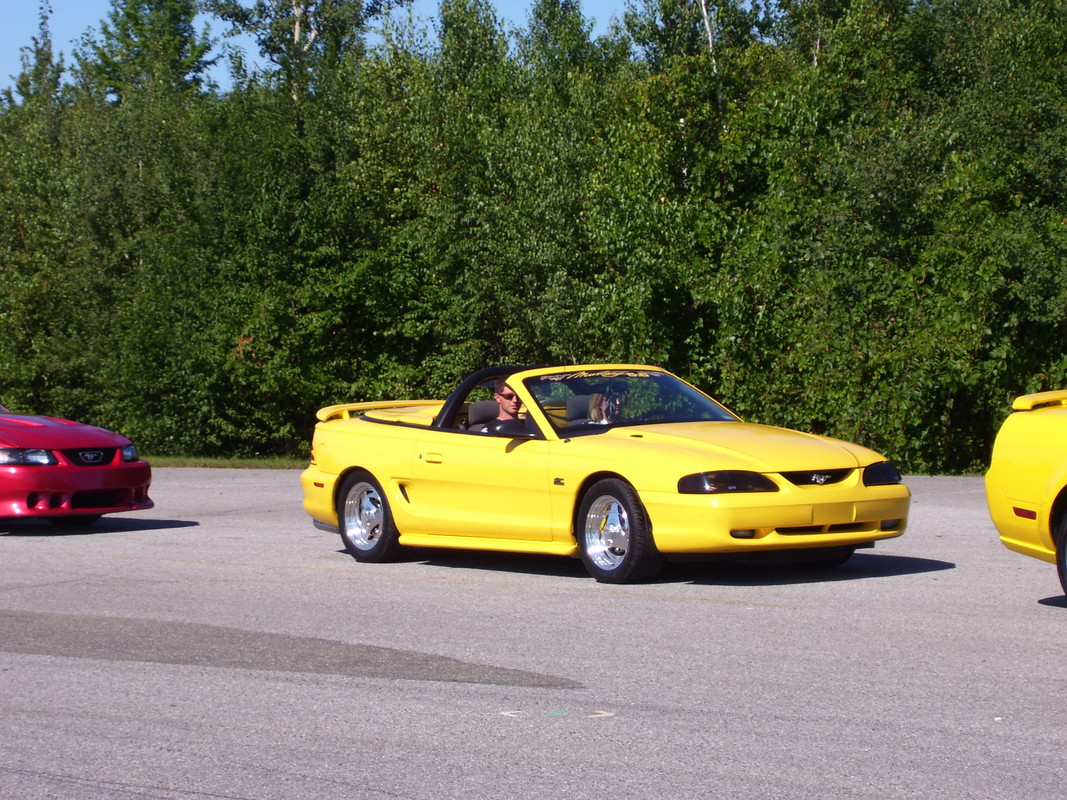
[494,377,521,421]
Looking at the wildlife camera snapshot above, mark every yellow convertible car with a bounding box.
[301,365,910,583]
[986,390,1067,594]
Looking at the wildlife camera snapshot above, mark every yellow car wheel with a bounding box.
[337,470,402,563]
[577,478,662,584]
[1055,515,1067,596]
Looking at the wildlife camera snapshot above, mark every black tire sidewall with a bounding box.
[1054,514,1067,596]
[577,478,661,584]
[337,470,401,562]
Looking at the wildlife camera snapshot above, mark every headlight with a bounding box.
[863,461,902,486]
[0,448,58,466]
[121,445,139,462]
[678,471,779,494]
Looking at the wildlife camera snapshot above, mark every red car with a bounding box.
[1,404,153,525]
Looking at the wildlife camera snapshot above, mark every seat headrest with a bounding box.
[468,400,500,427]
[566,394,591,422]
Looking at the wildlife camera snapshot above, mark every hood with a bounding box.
[0,413,130,450]
[606,420,885,472]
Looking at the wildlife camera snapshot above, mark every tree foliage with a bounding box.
[2,0,1066,471]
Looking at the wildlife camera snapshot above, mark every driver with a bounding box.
[493,378,523,424]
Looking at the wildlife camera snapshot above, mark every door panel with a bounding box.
[403,429,553,541]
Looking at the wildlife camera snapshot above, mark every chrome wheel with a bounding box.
[583,495,631,571]
[576,478,662,583]
[343,481,384,551]
[337,470,402,562]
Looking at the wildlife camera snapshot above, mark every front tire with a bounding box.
[337,471,402,563]
[47,515,102,527]
[1054,514,1067,596]
[800,545,857,568]
[577,478,662,583]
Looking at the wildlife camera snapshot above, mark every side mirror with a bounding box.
[488,419,537,439]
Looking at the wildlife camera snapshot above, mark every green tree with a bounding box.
[75,0,215,101]
[204,0,406,97]
[0,4,71,411]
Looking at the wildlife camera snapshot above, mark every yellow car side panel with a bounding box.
[985,391,1067,565]
[399,429,553,541]
[301,415,421,529]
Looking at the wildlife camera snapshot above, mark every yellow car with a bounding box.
[301,365,910,583]
[985,390,1067,593]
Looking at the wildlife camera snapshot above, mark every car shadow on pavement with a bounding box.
[1,517,199,536]
[381,548,954,586]
[408,548,591,580]
[1037,595,1067,608]
[675,551,955,587]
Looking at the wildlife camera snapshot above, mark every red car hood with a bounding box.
[0,413,131,449]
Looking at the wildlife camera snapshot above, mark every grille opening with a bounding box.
[62,448,118,467]
[26,492,66,510]
[778,522,873,536]
[778,525,822,535]
[827,522,865,533]
[780,468,852,487]
[70,490,123,509]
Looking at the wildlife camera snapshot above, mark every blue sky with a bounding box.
[2,0,630,93]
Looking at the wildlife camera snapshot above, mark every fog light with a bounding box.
[730,529,756,539]
[880,519,901,530]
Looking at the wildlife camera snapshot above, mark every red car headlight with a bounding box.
[0,448,59,466]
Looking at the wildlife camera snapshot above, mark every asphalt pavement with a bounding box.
[1,470,1064,799]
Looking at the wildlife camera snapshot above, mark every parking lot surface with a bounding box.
[1,470,1064,799]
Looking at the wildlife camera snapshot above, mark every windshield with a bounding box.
[523,369,738,433]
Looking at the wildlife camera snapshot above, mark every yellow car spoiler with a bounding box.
[1012,389,1067,412]
[316,400,441,422]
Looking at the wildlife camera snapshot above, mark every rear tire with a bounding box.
[1054,515,1067,596]
[337,471,402,563]
[577,478,662,583]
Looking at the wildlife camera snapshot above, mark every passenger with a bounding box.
[590,385,627,424]
[589,392,607,424]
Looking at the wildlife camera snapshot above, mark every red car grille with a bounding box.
[61,448,118,466]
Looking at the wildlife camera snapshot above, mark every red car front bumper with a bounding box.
[0,460,153,520]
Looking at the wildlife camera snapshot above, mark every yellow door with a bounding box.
[403,428,553,541]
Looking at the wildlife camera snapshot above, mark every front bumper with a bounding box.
[643,483,911,554]
[0,462,153,519]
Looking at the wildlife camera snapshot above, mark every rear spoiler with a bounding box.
[1012,390,1067,412]
[316,400,440,422]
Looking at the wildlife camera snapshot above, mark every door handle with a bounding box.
[422,452,443,464]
